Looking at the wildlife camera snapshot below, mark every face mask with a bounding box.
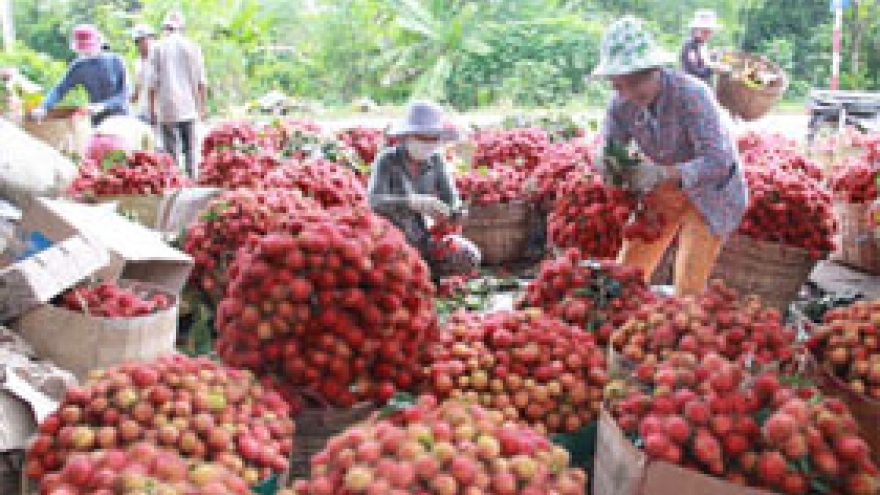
[406,139,439,162]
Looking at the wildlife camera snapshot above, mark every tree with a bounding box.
[845,0,879,76]
[375,0,493,101]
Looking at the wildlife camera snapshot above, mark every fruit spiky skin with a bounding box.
[517,251,655,347]
[44,443,250,495]
[293,399,587,495]
[69,150,191,198]
[424,310,607,434]
[216,207,437,406]
[26,355,295,482]
[183,189,322,304]
[606,347,880,495]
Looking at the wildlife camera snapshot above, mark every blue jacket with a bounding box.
[41,53,129,125]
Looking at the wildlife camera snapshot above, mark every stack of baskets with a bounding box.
[833,201,880,274]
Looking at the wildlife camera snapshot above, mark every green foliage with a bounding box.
[447,16,603,109]
[0,44,67,89]
[4,0,877,111]
[499,60,569,107]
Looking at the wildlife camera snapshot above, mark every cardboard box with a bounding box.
[593,408,774,495]
[20,197,193,293]
[0,235,108,322]
[15,281,179,381]
[0,326,76,452]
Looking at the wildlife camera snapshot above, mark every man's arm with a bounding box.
[40,63,80,112]
[93,56,129,112]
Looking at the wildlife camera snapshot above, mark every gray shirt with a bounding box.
[148,32,206,123]
[367,145,460,252]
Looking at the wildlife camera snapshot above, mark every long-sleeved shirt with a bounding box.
[368,145,460,253]
[41,53,129,125]
[600,68,748,236]
[148,33,206,124]
[681,37,712,85]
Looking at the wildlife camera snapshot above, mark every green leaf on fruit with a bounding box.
[100,150,128,171]
[378,391,416,418]
[551,421,598,472]
[795,456,811,474]
[251,474,279,495]
[810,477,831,494]
[754,407,773,426]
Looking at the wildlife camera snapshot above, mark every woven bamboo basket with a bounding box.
[289,402,375,479]
[832,201,880,274]
[812,359,880,464]
[461,201,532,266]
[715,52,788,121]
[647,235,819,311]
[711,235,821,312]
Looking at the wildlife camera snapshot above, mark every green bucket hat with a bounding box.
[593,16,674,77]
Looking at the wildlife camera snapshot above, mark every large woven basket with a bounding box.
[832,201,880,274]
[812,359,880,464]
[22,106,91,157]
[715,51,788,121]
[712,235,820,312]
[647,235,820,311]
[461,201,532,266]
[289,403,375,479]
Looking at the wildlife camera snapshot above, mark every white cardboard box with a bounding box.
[19,197,193,293]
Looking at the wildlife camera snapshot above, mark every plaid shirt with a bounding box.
[367,145,460,251]
[601,68,748,236]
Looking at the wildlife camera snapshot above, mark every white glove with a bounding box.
[408,195,450,219]
[628,163,668,193]
[30,107,46,121]
[87,103,105,114]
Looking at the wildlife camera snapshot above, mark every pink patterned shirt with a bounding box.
[601,68,749,236]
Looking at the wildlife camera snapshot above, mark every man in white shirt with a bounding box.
[130,24,155,124]
[148,11,207,178]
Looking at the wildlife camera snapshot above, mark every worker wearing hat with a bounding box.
[593,17,748,296]
[148,10,207,177]
[368,101,481,277]
[681,9,721,86]
[130,24,156,124]
[31,24,129,126]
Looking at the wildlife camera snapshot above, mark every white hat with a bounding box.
[131,24,155,41]
[690,9,721,30]
[388,101,460,141]
[162,11,185,30]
